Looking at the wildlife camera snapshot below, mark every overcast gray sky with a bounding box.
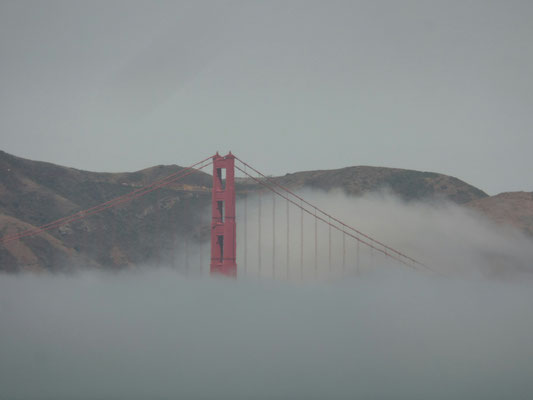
[1,0,532,195]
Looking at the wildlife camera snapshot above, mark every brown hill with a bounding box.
[268,166,487,204]
[466,192,533,236]
[0,151,490,272]
[0,150,211,272]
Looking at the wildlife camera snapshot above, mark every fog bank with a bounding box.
[2,191,533,399]
[233,190,533,279]
[1,270,533,399]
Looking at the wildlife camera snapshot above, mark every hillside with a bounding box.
[0,150,212,272]
[466,192,533,236]
[269,166,487,204]
[0,150,497,272]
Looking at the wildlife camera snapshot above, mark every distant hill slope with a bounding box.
[0,150,496,272]
[466,192,533,236]
[0,150,212,272]
[269,166,488,204]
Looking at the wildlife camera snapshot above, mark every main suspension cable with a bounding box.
[234,164,430,271]
[235,156,426,268]
[1,158,213,245]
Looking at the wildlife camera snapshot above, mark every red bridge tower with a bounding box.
[210,152,237,276]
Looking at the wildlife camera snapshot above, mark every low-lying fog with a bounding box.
[1,192,533,399]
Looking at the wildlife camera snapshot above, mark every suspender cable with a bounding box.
[111,209,117,265]
[300,200,304,280]
[356,240,360,275]
[172,231,176,269]
[342,230,346,274]
[286,197,290,280]
[185,236,190,275]
[243,164,248,277]
[199,240,203,275]
[258,189,262,278]
[184,197,189,274]
[156,192,161,266]
[328,216,332,273]
[314,208,318,279]
[244,192,248,276]
[272,191,276,279]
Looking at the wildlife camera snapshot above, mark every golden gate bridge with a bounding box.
[0,153,431,277]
